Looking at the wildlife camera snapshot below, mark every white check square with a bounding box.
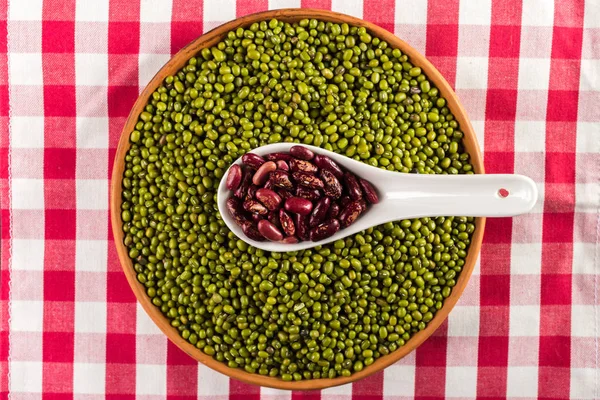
[268,0,301,10]
[570,368,596,398]
[573,243,596,274]
[136,303,163,335]
[576,122,600,153]
[514,121,546,152]
[507,367,538,397]
[571,305,596,337]
[76,179,108,210]
[576,183,599,213]
[198,364,231,396]
[139,53,171,88]
[447,305,480,337]
[394,0,427,24]
[10,361,43,393]
[140,0,173,22]
[518,58,551,90]
[511,243,542,274]
[9,53,43,85]
[9,0,43,20]
[383,364,415,397]
[456,57,488,89]
[580,59,600,91]
[11,300,44,332]
[11,116,44,148]
[12,179,44,210]
[12,239,45,271]
[521,0,554,26]
[75,53,108,86]
[136,365,166,395]
[204,0,236,22]
[75,0,108,22]
[75,302,107,333]
[459,0,492,25]
[509,305,540,336]
[73,363,106,394]
[76,117,108,149]
[331,0,363,18]
[584,0,600,28]
[75,240,108,272]
[445,367,477,397]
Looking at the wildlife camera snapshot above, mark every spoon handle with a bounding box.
[380,174,538,219]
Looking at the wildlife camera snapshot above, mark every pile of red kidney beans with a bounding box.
[225,146,379,243]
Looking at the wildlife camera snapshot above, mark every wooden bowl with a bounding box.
[110,8,485,390]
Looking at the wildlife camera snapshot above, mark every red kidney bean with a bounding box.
[344,172,363,200]
[339,199,364,227]
[270,170,294,190]
[359,178,379,204]
[309,197,331,227]
[296,186,322,202]
[320,169,342,199]
[255,188,282,211]
[340,195,352,207]
[281,236,299,244]
[266,152,293,161]
[290,145,315,160]
[277,189,294,200]
[276,160,289,171]
[268,210,281,228]
[241,153,265,169]
[226,198,246,225]
[241,220,265,241]
[309,219,340,241]
[247,184,259,200]
[226,164,242,190]
[234,168,252,199]
[252,161,276,185]
[279,209,296,236]
[263,179,274,190]
[285,197,313,215]
[250,213,263,222]
[243,199,268,215]
[257,220,284,241]
[327,202,340,219]
[294,214,309,240]
[292,171,324,190]
[313,154,344,178]
[290,158,318,174]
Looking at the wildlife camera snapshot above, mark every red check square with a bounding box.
[45,209,76,240]
[106,333,136,364]
[541,274,572,305]
[547,90,579,122]
[42,21,74,53]
[539,336,571,367]
[542,212,574,242]
[552,27,584,59]
[480,276,510,306]
[486,89,518,120]
[43,332,74,363]
[489,25,521,57]
[44,271,75,301]
[107,86,138,118]
[426,25,458,57]
[108,22,140,54]
[43,86,76,117]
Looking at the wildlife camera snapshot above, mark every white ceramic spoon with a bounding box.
[217,143,538,252]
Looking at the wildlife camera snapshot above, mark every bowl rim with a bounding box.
[110,8,486,390]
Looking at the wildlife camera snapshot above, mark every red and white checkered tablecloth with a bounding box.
[1,0,599,398]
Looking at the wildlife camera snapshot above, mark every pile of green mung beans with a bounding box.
[121,18,476,381]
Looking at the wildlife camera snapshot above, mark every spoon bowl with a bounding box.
[218,143,538,252]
